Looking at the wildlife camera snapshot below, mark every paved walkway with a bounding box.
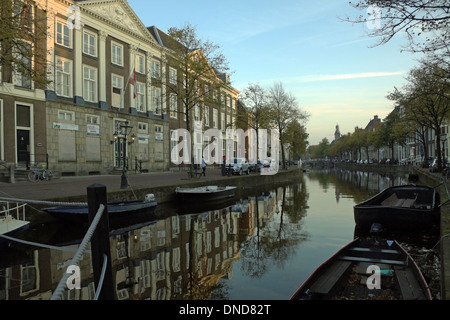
[0,167,229,201]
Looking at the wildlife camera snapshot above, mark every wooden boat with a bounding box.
[290,235,432,300]
[353,184,440,230]
[175,186,236,202]
[43,194,157,222]
[0,202,30,247]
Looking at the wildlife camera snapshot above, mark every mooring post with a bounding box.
[87,183,114,300]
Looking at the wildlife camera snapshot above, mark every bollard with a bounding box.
[87,183,115,300]
[228,164,232,176]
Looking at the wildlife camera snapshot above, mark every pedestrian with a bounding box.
[202,156,206,176]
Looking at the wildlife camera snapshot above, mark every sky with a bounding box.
[127,0,425,145]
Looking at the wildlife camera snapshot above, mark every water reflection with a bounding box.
[0,177,309,300]
[0,169,436,300]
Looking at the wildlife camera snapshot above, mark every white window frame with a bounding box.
[136,53,145,74]
[169,67,177,85]
[204,105,209,127]
[13,42,33,89]
[58,110,74,122]
[55,56,72,97]
[169,93,177,119]
[111,74,123,108]
[152,86,161,114]
[83,29,97,57]
[83,65,97,103]
[136,82,146,112]
[55,19,71,48]
[151,60,160,79]
[111,41,123,66]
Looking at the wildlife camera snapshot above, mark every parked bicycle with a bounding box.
[28,166,53,182]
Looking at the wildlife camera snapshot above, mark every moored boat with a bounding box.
[175,185,237,203]
[290,234,432,300]
[353,184,440,231]
[42,194,157,223]
[0,202,30,247]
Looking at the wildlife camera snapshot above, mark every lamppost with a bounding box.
[113,121,136,189]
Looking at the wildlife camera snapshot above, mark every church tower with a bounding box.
[334,123,341,142]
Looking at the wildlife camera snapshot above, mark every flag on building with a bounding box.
[128,68,137,99]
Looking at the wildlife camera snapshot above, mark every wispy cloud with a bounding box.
[294,71,405,83]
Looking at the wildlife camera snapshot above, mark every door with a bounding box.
[17,129,30,163]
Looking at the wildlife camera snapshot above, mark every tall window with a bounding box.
[111,74,123,108]
[55,56,72,97]
[14,1,33,30]
[151,60,160,79]
[136,82,145,112]
[83,30,97,56]
[136,53,145,74]
[111,42,123,66]
[14,42,32,89]
[204,106,209,126]
[152,86,161,114]
[169,67,177,85]
[169,94,177,119]
[83,65,97,102]
[56,20,71,48]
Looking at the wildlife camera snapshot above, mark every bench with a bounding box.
[309,260,352,295]
[393,266,427,300]
[187,171,203,179]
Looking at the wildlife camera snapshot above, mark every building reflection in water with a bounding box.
[0,184,295,300]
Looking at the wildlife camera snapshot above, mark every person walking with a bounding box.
[201,156,207,176]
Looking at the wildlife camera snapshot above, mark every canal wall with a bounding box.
[412,167,450,301]
[334,162,415,174]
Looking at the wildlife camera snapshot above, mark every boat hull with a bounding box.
[175,186,236,203]
[290,237,432,300]
[353,185,440,230]
[43,200,157,223]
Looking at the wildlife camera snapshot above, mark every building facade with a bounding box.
[0,0,240,178]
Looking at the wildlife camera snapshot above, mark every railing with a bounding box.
[0,184,115,300]
[0,201,27,221]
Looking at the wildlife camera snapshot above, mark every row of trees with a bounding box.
[308,1,450,166]
[237,82,309,170]
[309,60,449,167]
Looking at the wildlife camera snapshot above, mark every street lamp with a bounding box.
[113,120,134,189]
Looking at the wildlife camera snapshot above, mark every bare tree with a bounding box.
[0,0,49,86]
[388,61,450,170]
[267,82,309,169]
[344,1,450,68]
[164,23,230,170]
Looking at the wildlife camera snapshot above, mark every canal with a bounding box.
[0,169,440,300]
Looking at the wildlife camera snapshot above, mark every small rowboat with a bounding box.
[353,184,440,231]
[290,234,432,300]
[175,186,236,202]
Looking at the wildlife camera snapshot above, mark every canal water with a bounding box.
[0,169,440,300]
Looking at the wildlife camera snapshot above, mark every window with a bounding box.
[213,109,218,128]
[151,60,160,78]
[14,42,32,89]
[204,106,209,126]
[83,65,97,102]
[55,56,72,97]
[152,86,161,114]
[136,53,145,74]
[56,20,71,48]
[83,30,97,56]
[194,104,200,122]
[169,94,177,119]
[86,115,99,124]
[221,112,225,131]
[136,82,145,112]
[14,1,33,30]
[111,74,123,108]
[58,110,74,121]
[169,67,177,85]
[111,42,123,66]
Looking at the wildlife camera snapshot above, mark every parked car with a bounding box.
[429,158,438,172]
[225,158,250,175]
[249,160,262,172]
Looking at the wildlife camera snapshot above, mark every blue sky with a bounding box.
[128,0,424,145]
